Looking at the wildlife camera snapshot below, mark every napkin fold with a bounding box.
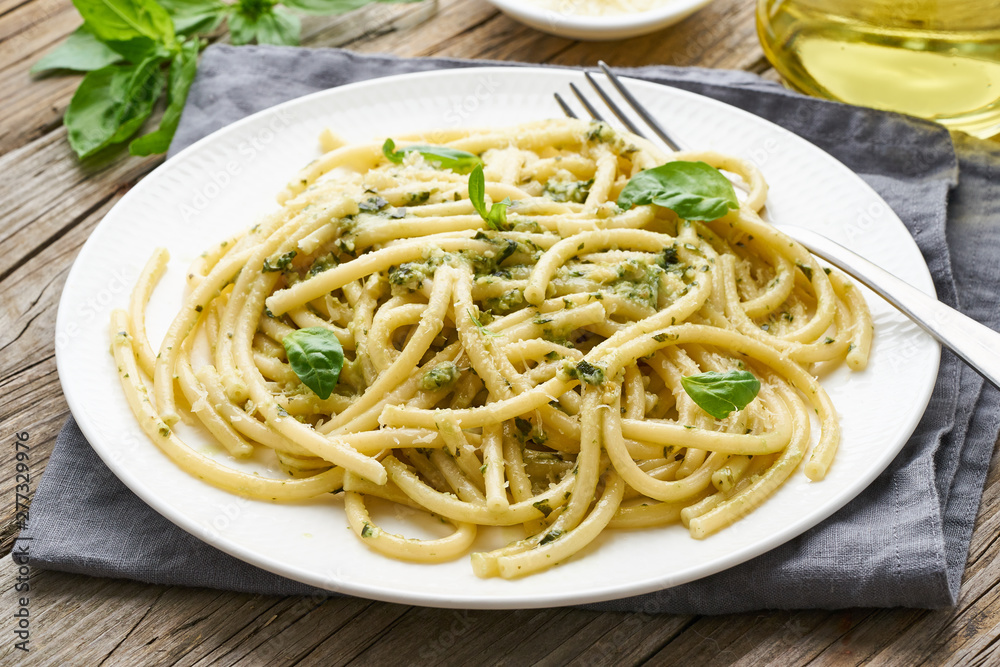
[22,45,1000,613]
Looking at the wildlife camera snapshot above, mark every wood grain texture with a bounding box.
[2,0,1000,663]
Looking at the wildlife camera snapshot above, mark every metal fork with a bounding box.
[557,62,1000,391]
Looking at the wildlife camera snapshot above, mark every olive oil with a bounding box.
[757,0,1000,138]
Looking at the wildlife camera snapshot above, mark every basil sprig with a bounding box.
[617,161,739,222]
[681,370,760,420]
[157,0,227,36]
[30,25,123,74]
[282,328,345,400]
[129,38,199,156]
[64,55,169,158]
[382,139,482,174]
[468,164,511,231]
[34,0,420,158]
[74,0,179,61]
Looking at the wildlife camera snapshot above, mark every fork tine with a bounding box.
[583,70,649,140]
[597,61,683,152]
[569,83,606,122]
[553,93,578,119]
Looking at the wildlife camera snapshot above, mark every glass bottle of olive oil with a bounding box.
[756,0,1000,138]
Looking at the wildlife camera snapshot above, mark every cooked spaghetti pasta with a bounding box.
[111,118,872,578]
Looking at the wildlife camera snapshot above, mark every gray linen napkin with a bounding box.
[21,45,1000,612]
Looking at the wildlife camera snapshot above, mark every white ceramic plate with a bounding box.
[484,0,717,40]
[56,67,939,609]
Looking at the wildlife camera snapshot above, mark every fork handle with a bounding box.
[781,225,1000,391]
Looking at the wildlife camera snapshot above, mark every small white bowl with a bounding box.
[485,0,719,40]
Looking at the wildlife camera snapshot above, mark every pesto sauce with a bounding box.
[421,361,460,391]
[543,178,594,204]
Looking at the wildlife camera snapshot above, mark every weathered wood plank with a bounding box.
[0,129,161,282]
[0,0,37,17]
[723,610,867,667]
[798,447,1000,666]
[100,591,349,666]
[0,192,126,558]
[345,606,609,666]
[3,0,1000,665]
[418,13,573,63]
[0,0,437,155]
[0,563,170,664]
[564,614,699,665]
[178,596,377,666]
[351,0,503,58]
[350,0,763,71]
[547,0,763,70]
[0,362,64,556]
[300,0,440,48]
[0,0,76,68]
[0,1,81,153]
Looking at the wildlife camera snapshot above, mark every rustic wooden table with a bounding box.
[3,0,1000,663]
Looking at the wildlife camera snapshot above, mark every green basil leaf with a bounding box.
[680,370,760,420]
[469,163,487,219]
[129,38,198,156]
[157,0,226,35]
[226,8,256,44]
[72,0,177,60]
[485,197,511,231]
[420,361,459,391]
[382,138,403,162]
[230,5,300,45]
[65,56,167,158]
[413,146,481,174]
[281,0,417,14]
[543,177,592,203]
[468,308,500,338]
[255,7,300,44]
[262,250,297,272]
[382,138,482,174]
[617,161,738,222]
[569,360,605,386]
[283,327,344,400]
[31,24,124,75]
[468,163,510,230]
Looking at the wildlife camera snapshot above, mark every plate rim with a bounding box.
[56,65,941,609]
[483,0,717,39]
